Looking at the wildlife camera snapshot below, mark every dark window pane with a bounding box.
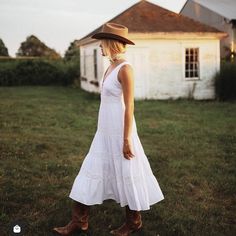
[93,49,97,78]
[185,48,200,78]
[185,48,199,79]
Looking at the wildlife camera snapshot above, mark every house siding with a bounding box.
[129,38,219,100]
[181,0,233,58]
[80,42,105,93]
[80,37,220,100]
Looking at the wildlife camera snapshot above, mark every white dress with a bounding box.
[69,61,164,211]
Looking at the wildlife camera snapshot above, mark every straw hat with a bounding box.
[91,22,135,45]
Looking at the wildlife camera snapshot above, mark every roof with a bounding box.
[78,0,223,45]
[191,0,236,20]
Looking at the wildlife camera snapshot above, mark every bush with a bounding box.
[214,62,236,101]
[0,58,80,86]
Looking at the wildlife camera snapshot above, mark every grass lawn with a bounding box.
[0,86,235,236]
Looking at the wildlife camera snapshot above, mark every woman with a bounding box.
[53,22,164,236]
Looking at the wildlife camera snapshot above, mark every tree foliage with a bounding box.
[64,40,80,62]
[0,39,9,56]
[16,35,61,59]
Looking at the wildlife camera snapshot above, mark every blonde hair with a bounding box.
[101,39,126,62]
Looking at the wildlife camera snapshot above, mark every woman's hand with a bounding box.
[123,138,135,160]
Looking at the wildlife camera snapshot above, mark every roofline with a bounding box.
[78,0,188,42]
[78,0,142,42]
[179,0,188,14]
[77,31,228,46]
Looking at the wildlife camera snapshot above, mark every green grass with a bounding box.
[0,86,235,236]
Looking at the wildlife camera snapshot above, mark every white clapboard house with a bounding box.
[76,0,227,100]
[180,0,236,59]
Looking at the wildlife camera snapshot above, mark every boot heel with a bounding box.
[52,201,90,235]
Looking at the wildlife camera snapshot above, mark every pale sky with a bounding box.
[0,0,187,57]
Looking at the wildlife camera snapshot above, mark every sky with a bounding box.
[0,0,187,57]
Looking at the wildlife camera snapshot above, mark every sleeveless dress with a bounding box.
[69,61,164,211]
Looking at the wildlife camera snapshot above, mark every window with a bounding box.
[93,49,97,79]
[83,50,86,76]
[185,48,199,79]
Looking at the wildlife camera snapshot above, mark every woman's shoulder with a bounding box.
[118,61,134,80]
[122,60,132,66]
[120,61,133,71]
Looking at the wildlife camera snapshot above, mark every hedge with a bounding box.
[0,58,80,86]
[214,62,236,101]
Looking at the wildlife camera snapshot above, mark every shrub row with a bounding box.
[0,58,80,86]
[214,62,236,101]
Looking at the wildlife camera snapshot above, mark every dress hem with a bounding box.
[68,194,164,211]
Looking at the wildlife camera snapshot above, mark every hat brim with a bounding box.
[91,32,135,45]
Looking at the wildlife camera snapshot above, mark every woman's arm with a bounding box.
[118,64,135,160]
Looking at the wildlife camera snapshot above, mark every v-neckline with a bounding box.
[102,60,126,86]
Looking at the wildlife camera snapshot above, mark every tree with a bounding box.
[0,39,9,56]
[64,40,80,62]
[16,35,61,59]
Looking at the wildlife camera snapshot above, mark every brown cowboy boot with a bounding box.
[110,205,142,236]
[52,201,90,236]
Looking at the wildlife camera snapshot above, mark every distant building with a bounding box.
[76,0,227,100]
[180,0,236,59]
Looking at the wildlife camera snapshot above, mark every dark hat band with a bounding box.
[91,32,135,45]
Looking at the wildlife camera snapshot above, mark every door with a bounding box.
[126,47,149,99]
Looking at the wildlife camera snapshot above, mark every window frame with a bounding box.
[183,46,200,81]
[93,49,98,79]
[83,49,86,77]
